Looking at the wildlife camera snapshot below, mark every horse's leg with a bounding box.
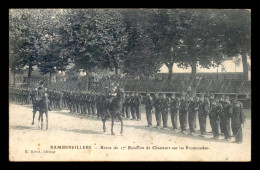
[38,111,41,128]
[46,111,48,130]
[102,112,106,132]
[32,109,36,125]
[103,120,106,132]
[118,113,123,135]
[40,112,43,130]
[111,113,115,135]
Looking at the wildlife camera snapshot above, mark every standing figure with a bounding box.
[124,93,131,119]
[96,93,101,118]
[133,92,141,121]
[198,94,210,137]
[218,94,226,135]
[58,91,63,110]
[222,95,233,141]
[121,93,126,118]
[161,93,169,129]
[208,93,215,129]
[145,92,153,127]
[90,93,96,116]
[188,94,199,135]
[231,95,245,144]
[130,93,136,120]
[209,97,222,140]
[86,93,91,116]
[169,93,180,132]
[179,93,189,134]
[153,92,161,128]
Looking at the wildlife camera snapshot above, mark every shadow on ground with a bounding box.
[10,125,40,131]
[123,123,232,143]
[64,128,102,135]
[50,110,103,122]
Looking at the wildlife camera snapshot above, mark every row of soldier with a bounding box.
[143,91,245,144]
[9,87,245,144]
[9,87,31,105]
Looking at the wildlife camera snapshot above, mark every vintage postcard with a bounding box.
[9,8,251,161]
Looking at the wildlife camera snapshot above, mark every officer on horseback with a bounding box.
[36,81,47,102]
[32,81,49,130]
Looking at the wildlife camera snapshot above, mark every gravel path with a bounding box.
[9,103,251,161]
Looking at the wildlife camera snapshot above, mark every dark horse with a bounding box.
[31,94,49,130]
[103,88,124,135]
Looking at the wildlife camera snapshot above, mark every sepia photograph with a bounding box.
[9,8,251,161]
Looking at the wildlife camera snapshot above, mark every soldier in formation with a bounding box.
[179,93,189,134]
[144,92,153,127]
[129,92,137,120]
[10,82,246,144]
[161,93,169,130]
[124,93,131,120]
[153,92,161,128]
[231,95,245,144]
[198,93,210,137]
[169,93,180,132]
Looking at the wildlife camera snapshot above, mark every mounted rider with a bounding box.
[36,81,48,102]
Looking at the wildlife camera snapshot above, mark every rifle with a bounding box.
[205,80,212,94]
[208,80,226,113]
[184,78,194,97]
[158,75,169,93]
[215,80,227,100]
[185,73,204,109]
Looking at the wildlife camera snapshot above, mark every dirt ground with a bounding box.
[9,103,251,161]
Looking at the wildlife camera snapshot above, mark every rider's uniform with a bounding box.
[37,87,46,101]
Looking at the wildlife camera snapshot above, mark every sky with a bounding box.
[158,55,251,73]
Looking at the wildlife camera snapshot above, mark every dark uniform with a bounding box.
[198,94,210,136]
[124,93,131,119]
[153,93,161,127]
[169,93,180,131]
[145,93,153,127]
[86,94,91,116]
[231,97,245,144]
[179,94,189,133]
[121,93,126,118]
[218,95,226,134]
[222,96,233,141]
[96,93,102,118]
[188,95,199,134]
[58,91,63,110]
[71,92,77,113]
[68,91,73,113]
[161,94,169,129]
[133,93,141,120]
[209,99,222,139]
[90,94,96,116]
[129,93,136,120]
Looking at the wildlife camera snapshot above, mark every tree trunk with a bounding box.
[191,61,197,95]
[27,64,32,87]
[115,66,118,77]
[85,71,89,91]
[49,72,52,87]
[13,72,16,87]
[242,52,249,80]
[166,62,174,80]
